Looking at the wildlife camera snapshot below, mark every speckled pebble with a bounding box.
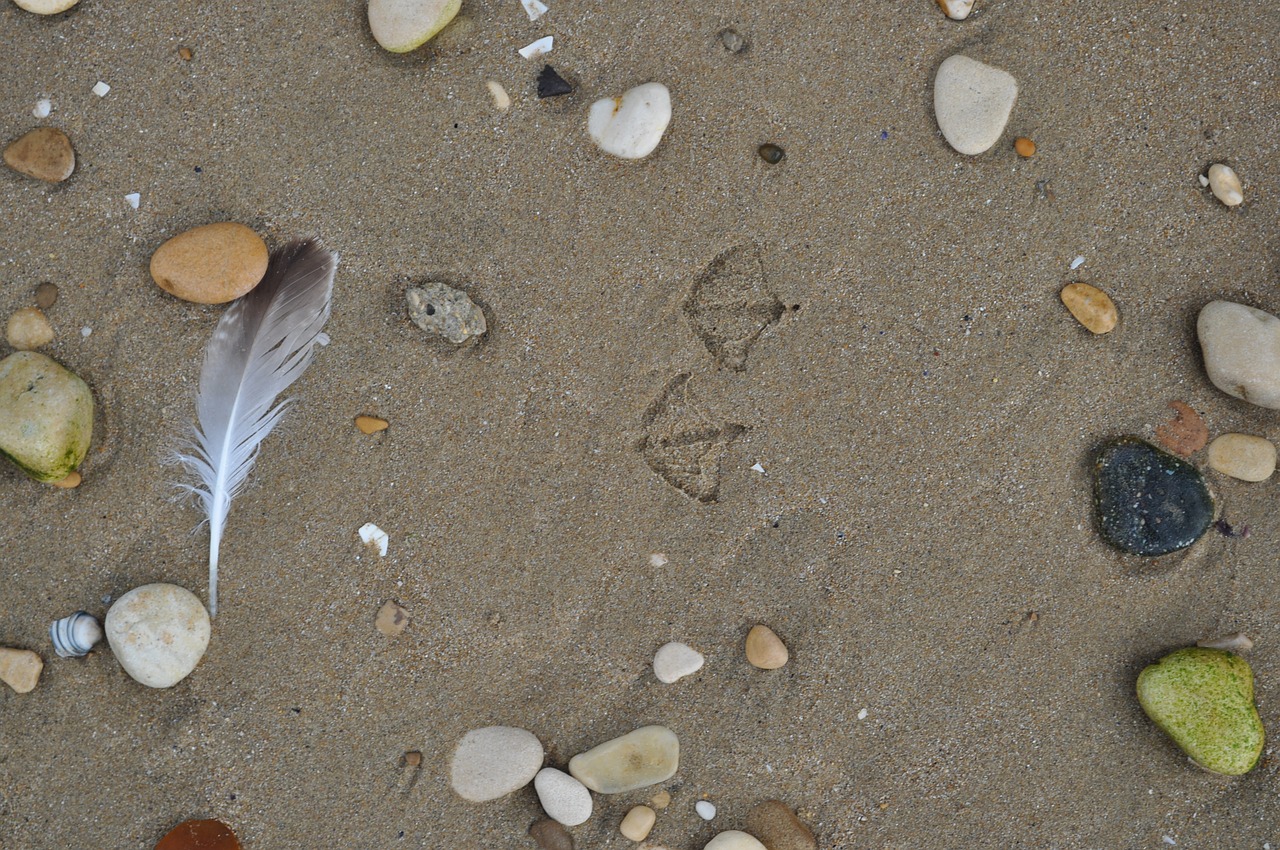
[150,223,269,304]
[105,583,211,688]
[406,282,487,344]
[449,726,544,801]
[6,307,54,350]
[534,768,593,826]
[1093,437,1213,556]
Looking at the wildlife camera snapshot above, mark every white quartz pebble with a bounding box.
[936,0,974,19]
[653,641,704,683]
[704,831,768,850]
[1197,301,1280,409]
[368,0,461,52]
[104,583,211,688]
[534,768,593,826]
[1207,163,1243,206]
[32,98,52,119]
[449,726,544,801]
[696,800,717,820]
[569,725,679,793]
[933,55,1017,155]
[13,0,80,13]
[588,83,672,160]
[92,81,110,97]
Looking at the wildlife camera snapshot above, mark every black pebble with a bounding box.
[758,143,785,164]
[1094,437,1214,556]
[537,65,573,99]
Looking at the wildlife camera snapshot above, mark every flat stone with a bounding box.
[653,641,704,683]
[1207,434,1276,482]
[933,55,1018,155]
[588,83,672,160]
[534,767,593,826]
[375,600,409,636]
[12,0,80,12]
[1093,437,1214,556]
[149,222,269,304]
[1154,401,1208,458]
[6,307,54,350]
[1198,301,1280,409]
[154,819,242,850]
[105,583,211,688]
[1137,647,1264,775]
[0,648,43,693]
[704,831,767,850]
[620,805,656,841]
[3,127,75,182]
[368,0,460,52]
[0,351,94,482]
[538,65,573,98]
[718,28,746,53]
[568,725,679,793]
[745,624,789,669]
[745,801,818,850]
[1059,283,1117,334]
[406,283,487,344]
[449,726,543,801]
[529,819,575,850]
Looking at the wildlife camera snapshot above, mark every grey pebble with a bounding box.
[406,282,486,344]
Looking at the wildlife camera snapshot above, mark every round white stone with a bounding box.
[933,54,1018,155]
[449,726,544,802]
[1197,300,1280,409]
[653,641,704,684]
[104,584,210,688]
[1207,433,1276,482]
[1208,163,1243,206]
[534,767,593,826]
[13,0,80,13]
[588,83,672,160]
[696,800,717,820]
[704,831,767,850]
[368,0,461,53]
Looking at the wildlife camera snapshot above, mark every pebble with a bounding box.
[538,65,573,98]
[650,789,671,808]
[529,819,575,850]
[704,831,767,850]
[153,819,242,850]
[568,725,680,793]
[35,282,59,309]
[620,806,656,841]
[1137,647,1264,775]
[406,282,487,344]
[0,352,93,482]
[534,767,593,826]
[149,222,270,304]
[92,81,110,97]
[105,583,211,688]
[367,0,461,52]
[718,28,747,53]
[1014,136,1036,157]
[32,98,52,119]
[696,800,717,820]
[375,600,409,636]
[486,80,511,111]
[3,127,75,183]
[936,0,974,20]
[355,414,390,434]
[179,46,194,61]
[1198,301,1280,409]
[1207,163,1243,206]
[51,470,81,488]
[1207,434,1276,482]
[6,307,55,349]
[404,750,422,766]
[653,641,704,683]
[12,0,79,14]
[1154,401,1208,458]
[1059,283,1117,335]
[933,55,1018,155]
[0,647,43,693]
[449,726,544,801]
[745,624,789,669]
[588,83,672,160]
[758,143,785,164]
[1093,437,1214,556]
[746,801,818,850]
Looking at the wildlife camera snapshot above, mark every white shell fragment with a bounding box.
[104,583,211,688]
[520,0,548,21]
[486,80,511,111]
[50,611,103,658]
[588,83,672,160]
[534,767,593,826]
[1070,255,1085,269]
[936,0,975,20]
[92,81,110,97]
[125,192,140,209]
[33,98,52,119]
[1198,174,1210,187]
[1197,632,1254,653]
[1207,164,1243,206]
[653,641,704,683]
[933,55,1017,155]
[359,522,389,556]
[518,36,553,59]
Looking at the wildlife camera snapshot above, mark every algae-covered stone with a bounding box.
[1136,647,1264,776]
[0,351,93,482]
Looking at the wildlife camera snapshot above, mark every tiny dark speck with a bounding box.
[537,65,573,98]
[194,166,202,173]
[879,130,889,140]
[425,304,435,315]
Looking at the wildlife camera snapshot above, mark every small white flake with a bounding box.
[80,327,92,337]
[750,462,766,473]
[695,800,717,821]
[124,192,140,209]
[316,331,331,346]
[92,81,111,98]
[857,708,869,720]
[359,522,389,557]
[520,0,548,20]
[518,36,553,59]
[486,80,511,111]
[1198,174,1210,187]
[33,98,52,119]
[1069,255,1085,270]
[649,552,668,567]
[1162,837,1176,846]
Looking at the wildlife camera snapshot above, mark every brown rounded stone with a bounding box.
[149,223,269,304]
[745,800,817,850]
[1060,282,1117,334]
[4,127,75,183]
[1014,136,1036,157]
[745,624,789,669]
[528,819,574,850]
[35,282,59,310]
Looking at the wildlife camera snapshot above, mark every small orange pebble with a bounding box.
[178,46,194,61]
[1155,401,1209,458]
[154,819,241,850]
[355,415,389,435]
[1060,282,1118,334]
[1014,137,1036,157]
[51,471,81,489]
[404,750,422,767]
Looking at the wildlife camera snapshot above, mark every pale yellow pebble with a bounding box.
[1207,433,1276,482]
[1207,163,1243,207]
[1060,282,1117,335]
[650,789,671,808]
[620,805,656,842]
[486,80,511,111]
[0,647,43,694]
[355,415,390,434]
[51,470,81,488]
[746,624,789,669]
[6,307,54,350]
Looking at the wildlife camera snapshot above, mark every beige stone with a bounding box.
[746,800,818,850]
[356,415,390,435]
[620,805,656,841]
[704,831,767,850]
[1208,164,1243,207]
[745,624,789,669]
[1207,434,1276,482]
[568,725,679,793]
[6,307,54,349]
[1060,283,1117,334]
[375,600,409,635]
[0,647,43,693]
[105,583,211,688]
[149,223,269,304]
[35,282,58,310]
[12,0,80,13]
[51,470,81,488]
[650,789,671,808]
[3,127,75,182]
[935,0,974,19]
[1197,301,1280,409]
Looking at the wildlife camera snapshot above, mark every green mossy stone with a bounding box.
[0,351,93,482]
[1136,647,1264,776]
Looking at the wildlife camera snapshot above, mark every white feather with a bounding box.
[176,239,336,615]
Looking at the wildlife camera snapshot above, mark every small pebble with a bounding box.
[588,83,672,160]
[153,819,242,850]
[35,282,59,309]
[92,81,110,97]
[1207,163,1243,206]
[32,98,52,119]
[933,54,1018,155]
[406,282,487,344]
[486,80,511,111]
[367,0,460,52]
[149,222,269,304]
[746,801,818,850]
[936,0,975,19]
[1198,300,1280,409]
[1154,401,1208,457]
[404,750,422,767]
[1207,433,1276,482]
[537,65,573,98]
[745,624,789,669]
[449,726,544,801]
[125,192,140,209]
[80,326,91,337]
[1014,136,1036,157]
[13,0,80,13]
[1093,437,1213,556]
[696,800,717,820]
[6,307,55,350]
[519,36,554,59]
[649,552,668,567]
[529,819,575,850]
[51,470,81,488]
[758,143,785,164]
[0,352,93,482]
[3,127,75,183]
[106,583,211,688]
[620,805,656,841]
[355,415,390,434]
[375,600,409,636]
[718,28,746,53]
[178,46,194,61]
[568,725,679,793]
[0,647,43,693]
[534,767,593,826]
[650,789,671,808]
[857,708,868,720]
[704,831,767,850]
[653,641,704,683]
[1059,282,1117,334]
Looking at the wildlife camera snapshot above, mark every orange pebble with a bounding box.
[355,415,389,435]
[51,471,81,488]
[1014,137,1037,157]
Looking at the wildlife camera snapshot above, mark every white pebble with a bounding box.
[1208,163,1243,207]
[80,326,92,337]
[1070,255,1085,269]
[649,552,668,567]
[1197,301,1280,409]
[358,522,389,556]
[568,725,679,793]
[534,767,593,826]
[1198,174,1210,187]
[858,708,869,720]
[105,583,211,688]
[704,832,767,850]
[520,0,548,21]
[936,0,974,19]
[696,800,717,820]
[92,81,111,98]
[449,726,545,802]
[486,80,511,111]
[932,54,1018,155]
[32,98,52,119]
[518,36,553,59]
[124,192,140,209]
[750,462,765,473]
[588,82,672,160]
[653,641,704,684]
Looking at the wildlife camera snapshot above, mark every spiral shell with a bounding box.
[50,611,103,658]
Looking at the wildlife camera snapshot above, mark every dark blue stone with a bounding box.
[1094,437,1214,556]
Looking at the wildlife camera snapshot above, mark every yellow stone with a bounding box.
[6,307,54,350]
[149,223,269,304]
[745,624,789,669]
[620,806,656,842]
[1060,282,1117,334]
[0,647,43,694]
[356,415,390,435]
[1207,434,1276,482]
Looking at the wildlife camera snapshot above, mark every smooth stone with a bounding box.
[368,0,461,52]
[1014,136,1036,157]
[758,143,785,164]
[718,28,747,53]
[705,831,767,850]
[6,307,55,349]
[746,801,818,850]
[1093,437,1213,556]
[568,725,679,793]
[1208,164,1243,206]
[1137,647,1264,775]
[653,641,704,683]
[1060,283,1117,334]
[529,819,575,850]
[0,647,43,693]
[696,800,717,820]
[1198,301,1280,409]
[355,415,390,434]
[933,55,1018,155]
[936,0,974,19]
[375,600,409,636]
[1207,434,1276,482]
[0,351,93,482]
[449,726,544,801]
[745,624,789,669]
[534,767,593,826]
[12,0,80,12]
[620,805,656,841]
[35,282,59,310]
[588,83,672,160]
[149,223,269,304]
[538,65,573,98]
[154,819,242,850]
[4,127,75,183]
[406,282,487,344]
[105,584,211,688]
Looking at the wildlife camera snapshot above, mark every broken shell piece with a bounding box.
[50,611,103,658]
[1197,632,1254,653]
[1207,164,1243,207]
[359,522,389,556]
[936,0,974,20]
[588,83,672,160]
[518,36,553,59]
[521,0,548,20]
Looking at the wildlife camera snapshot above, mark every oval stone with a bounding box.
[933,55,1018,155]
[0,351,93,482]
[533,767,593,826]
[705,832,767,850]
[105,584,211,688]
[12,0,81,12]
[1060,283,1117,334]
[1207,433,1276,482]
[1093,437,1213,556]
[149,223,269,304]
[1197,301,1280,409]
[588,83,672,160]
[368,0,461,53]
[4,127,75,183]
[449,726,544,802]
[568,725,679,793]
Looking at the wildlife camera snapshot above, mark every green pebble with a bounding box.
[1136,647,1264,776]
[0,351,93,482]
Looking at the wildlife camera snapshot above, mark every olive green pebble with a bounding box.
[1136,647,1265,776]
[758,143,785,164]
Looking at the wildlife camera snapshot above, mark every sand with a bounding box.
[2,0,1279,847]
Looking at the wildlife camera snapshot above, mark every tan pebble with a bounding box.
[0,647,43,694]
[375,600,409,636]
[404,750,422,767]
[745,800,818,850]
[35,282,59,310]
[149,222,269,304]
[6,307,55,350]
[1207,433,1276,482]
[528,819,575,850]
[620,805,657,842]
[745,624,789,669]
[1207,163,1243,207]
[650,789,671,808]
[355,415,390,435]
[935,0,975,20]
[178,46,194,61]
[3,127,75,183]
[1060,282,1117,334]
[1014,136,1036,157]
[51,470,81,488]
[486,80,511,111]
